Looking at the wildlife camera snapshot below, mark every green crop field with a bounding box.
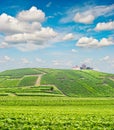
[0,68,114,129]
[18,76,38,87]
[0,97,114,129]
[40,69,114,97]
[0,68,42,78]
[0,68,114,97]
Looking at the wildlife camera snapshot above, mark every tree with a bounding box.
[50,86,54,91]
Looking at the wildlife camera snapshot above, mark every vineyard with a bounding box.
[0,68,114,97]
[0,97,114,129]
[0,68,114,129]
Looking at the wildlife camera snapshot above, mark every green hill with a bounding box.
[0,68,114,97]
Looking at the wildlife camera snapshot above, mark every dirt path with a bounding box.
[35,73,46,86]
[109,78,114,81]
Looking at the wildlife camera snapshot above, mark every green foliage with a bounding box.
[0,68,42,78]
[0,97,114,129]
[0,68,114,97]
[0,68,114,129]
[0,86,63,96]
[0,78,5,82]
[0,93,8,96]
[18,76,38,86]
[0,79,20,88]
[0,96,114,106]
[16,93,63,96]
[41,69,114,97]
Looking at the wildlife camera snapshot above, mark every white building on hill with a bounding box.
[72,65,80,70]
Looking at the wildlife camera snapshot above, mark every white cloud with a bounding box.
[63,33,74,41]
[60,4,114,24]
[95,21,114,31]
[16,43,41,52]
[74,4,114,24]
[5,27,57,43]
[0,6,58,51]
[0,42,8,48]
[76,37,114,47]
[0,56,12,63]
[0,13,42,34]
[4,56,11,61]
[0,13,24,34]
[74,13,94,24]
[77,37,98,47]
[17,6,45,22]
[102,56,110,61]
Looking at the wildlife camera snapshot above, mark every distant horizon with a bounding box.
[0,0,114,73]
[1,66,114,74]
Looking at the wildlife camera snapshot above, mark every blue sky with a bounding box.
[0,0,114,73]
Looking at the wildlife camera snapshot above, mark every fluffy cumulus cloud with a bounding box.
[74,13,95,24]
[5,27,57,43]
[95,21,114,31]
[73,4,114,24]
[76,37,114,47]
[0,6,57,51]
[62,33,74,41]
[0,13,42,34]
[17,6,45,22]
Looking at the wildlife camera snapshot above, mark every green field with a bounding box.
[18,76,38,87]
[0,68,42,78]
[0,96,114,129]
[41,69,114,97]
[0,68,114,129]
[0,68,114,97]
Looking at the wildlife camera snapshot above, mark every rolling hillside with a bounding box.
[0,68,114,97]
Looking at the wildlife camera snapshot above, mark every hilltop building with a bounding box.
[72,64,93,70]
[80,64,87,69]
[72,65,80,70]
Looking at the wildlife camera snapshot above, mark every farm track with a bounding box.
[35,73,46,86]
[109,77,114,81]
[32,72,66,96]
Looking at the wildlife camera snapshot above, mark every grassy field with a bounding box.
[41,69,114,97]
[18,76,38,87]
[0,68,42,78]
[0,68,114,129]
[0,68,114,97]
[0,96,114,129]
